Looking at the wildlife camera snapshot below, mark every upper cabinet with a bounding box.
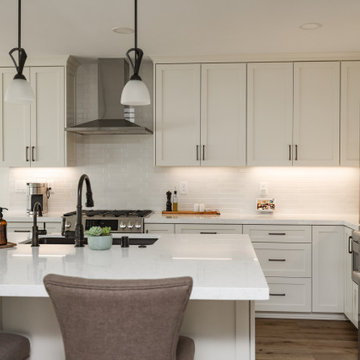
[0,60,75,168]
[247,61,340,166]
[0,68,31,167]
[29,67,65,167]
[293,62,340,166]
[155,64,201,166]
[247,63,293,166]
[341,61,360,166]
[155,63,246,166]
[200,64,246,166]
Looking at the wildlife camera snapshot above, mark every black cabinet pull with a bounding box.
[295,144,298,161]
[349,236,353,254]
[202,145,205,161]
[25,146,29,162]
[268,258,286,262]
[31,146,36,162]
[200,232,217,234]
[14,230,31,233]
[268,232,286,236]
[270,293,286,297]
[196,145,199,161]
[288,145,292,160]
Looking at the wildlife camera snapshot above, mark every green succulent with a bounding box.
[86,226,112,236]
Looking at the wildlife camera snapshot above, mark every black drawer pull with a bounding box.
[200,232,217,234]
[14,230,31,233]
[270,293,286,297]
[268,232,286,236]
[268,258,286,262]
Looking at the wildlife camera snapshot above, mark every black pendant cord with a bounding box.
[126,0,143,81]
[8,0,27,80]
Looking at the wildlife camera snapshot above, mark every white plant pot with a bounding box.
[87,235,113,250]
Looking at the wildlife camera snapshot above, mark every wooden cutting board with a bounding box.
[162,210,220,215]
[0,242,17,249]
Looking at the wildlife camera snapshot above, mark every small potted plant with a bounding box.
[86,226,113,250]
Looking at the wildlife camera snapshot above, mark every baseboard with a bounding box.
[255,311,347,321]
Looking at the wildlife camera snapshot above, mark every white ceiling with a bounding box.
[1,0,360,59]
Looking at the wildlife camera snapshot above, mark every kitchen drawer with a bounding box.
[255,277,311,312]
[175,224,242,234]
[253,243,311,277]
[145,223,175,234]
[243,225,311,243]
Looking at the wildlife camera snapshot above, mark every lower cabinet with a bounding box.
[255,277,311,312]
[175,224,242,234]
[145,223,175,234]
[312,226,344,313]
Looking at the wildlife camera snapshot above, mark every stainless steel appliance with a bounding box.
[62,210,152,236]
[26,183,51,215]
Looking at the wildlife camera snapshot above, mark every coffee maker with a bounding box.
[26,183,51,215]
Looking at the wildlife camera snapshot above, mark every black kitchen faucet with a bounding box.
[74,174,94,247]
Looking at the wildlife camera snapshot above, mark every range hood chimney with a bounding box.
[65,58,153,135]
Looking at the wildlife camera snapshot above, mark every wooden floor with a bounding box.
[256,318,358,360]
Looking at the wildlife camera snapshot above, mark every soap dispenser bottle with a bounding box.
[0,207,8,246]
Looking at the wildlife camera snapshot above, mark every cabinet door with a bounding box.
[341,61,360,166]
[0,68,31,167]
[155,64,201,166]
[30,67,65,167]
[200,64,246,166]
[312,226,344,313]
[293,62,340,166]
[344,227,354,321]
[247,63,293,166]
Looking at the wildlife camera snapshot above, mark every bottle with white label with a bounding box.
[173,190,178,212]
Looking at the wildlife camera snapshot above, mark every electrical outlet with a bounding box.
[179,181,188,195]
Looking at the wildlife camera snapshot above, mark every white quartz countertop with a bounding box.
[145,213,359,230]
[0,233,269,301]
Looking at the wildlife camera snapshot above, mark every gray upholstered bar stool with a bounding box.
[44,274,195,360]
[0,332,30,360]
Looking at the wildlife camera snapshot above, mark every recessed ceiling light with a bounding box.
[112,27,134,34]
[299,23,322,30]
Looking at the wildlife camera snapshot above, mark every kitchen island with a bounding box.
[0,233,268,360]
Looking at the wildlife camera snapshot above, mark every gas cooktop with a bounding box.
[63,210,153,218]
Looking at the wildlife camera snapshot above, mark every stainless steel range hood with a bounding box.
[65,58,153,135]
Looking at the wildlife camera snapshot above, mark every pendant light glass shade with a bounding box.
[121,79,150,106]
[5,77,34,104]
[120,0,150,106]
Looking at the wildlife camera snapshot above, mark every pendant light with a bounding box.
[120,0,150,106]
[5,0,34,104]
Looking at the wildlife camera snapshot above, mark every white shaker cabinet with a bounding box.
[341,61,360,166]
[155,63,246,166]
[155,64,201,166]
[247,63,293,166]
[293,62,340,166]
[0,68,31,167]
[312,226,344,313]
[0,66,65,167]
[200,64,246,166]
[30,67,65,167]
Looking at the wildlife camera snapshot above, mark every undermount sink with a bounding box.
[20,237,158,246]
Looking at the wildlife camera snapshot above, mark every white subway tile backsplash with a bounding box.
[0,136,358,217]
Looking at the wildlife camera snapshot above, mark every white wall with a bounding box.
[0,135,358,217]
